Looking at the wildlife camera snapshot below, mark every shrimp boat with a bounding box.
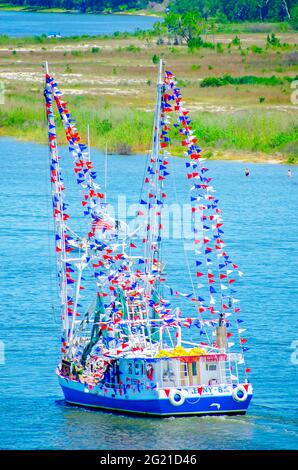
[45,60,252,416]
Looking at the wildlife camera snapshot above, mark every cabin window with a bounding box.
[206,364,217,371]
[180,362,189,385]
[135,362,143,376]
[128,362,133,375]
[192,362,197,376]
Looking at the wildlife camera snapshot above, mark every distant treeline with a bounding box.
[0,0,160,13]
[169,0,297,22]
[1,0,298,22]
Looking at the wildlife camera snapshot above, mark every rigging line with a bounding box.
[179,124,243,363]
[174,99,219,342]
[87,124,91,163]
[43,70,60,330]
[45,127,59,330]
[170,101,213,342]
[43,68,60,331]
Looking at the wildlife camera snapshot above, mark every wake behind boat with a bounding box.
[44,61,252,417]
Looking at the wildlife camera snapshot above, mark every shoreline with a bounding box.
[0,133,290,165]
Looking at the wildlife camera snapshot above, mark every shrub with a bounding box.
[200,77,224,87]
[251,45,263,54]
[187,36,204,51]
[152,54,159,64]
[267,33,281,47]
[216,43,224,53]
[231,36,241,46]
[200,74,284,87]
[125,45,140,53]
[91,47,101,53]
[202,41,215,49]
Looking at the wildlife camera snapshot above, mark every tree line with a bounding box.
[169,0,297,22]
[1,0,298,22]
[1,1,158,13]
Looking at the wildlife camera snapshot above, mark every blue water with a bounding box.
[1,136,298,449]
[0,11,157,37]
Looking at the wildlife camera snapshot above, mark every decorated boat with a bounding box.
[44,60,252,416]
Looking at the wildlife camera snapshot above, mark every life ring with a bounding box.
[232,385,248,402]
[169,389,186,407]
[146,364,154,381]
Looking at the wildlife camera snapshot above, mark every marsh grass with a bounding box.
[0,32,297,162]
[1,93,297,161]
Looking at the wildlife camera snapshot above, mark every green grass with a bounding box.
[0,29,146,46]
[191,111,298,158]
[216,21,293,34]
[1,94,297,161]
[0,4,73,13]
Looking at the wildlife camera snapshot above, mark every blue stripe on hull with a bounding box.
[60,384,252,417]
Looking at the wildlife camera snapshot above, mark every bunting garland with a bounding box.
[45,67,250,382]
[158,69,250,376]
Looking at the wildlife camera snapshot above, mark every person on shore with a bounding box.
[245,168,250,177]
[288,169,292,178]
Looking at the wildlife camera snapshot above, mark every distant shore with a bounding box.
[0,29,297,164]
[0,5,162,17]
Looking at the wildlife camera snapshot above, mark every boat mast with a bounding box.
[44,61,69,348]
[145,59,164,282]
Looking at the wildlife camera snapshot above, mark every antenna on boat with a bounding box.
[87,124,91,162]
[43,61,49,74]
[158,58,163,85]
